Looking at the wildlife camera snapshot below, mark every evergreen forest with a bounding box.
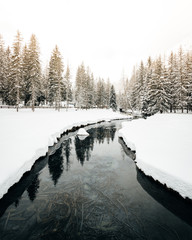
[0,32,117,111]
[0,31,192,114]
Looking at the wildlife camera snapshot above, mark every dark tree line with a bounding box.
[0,32,117,111]
[118,46,192,114]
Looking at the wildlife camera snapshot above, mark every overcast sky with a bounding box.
[1,0,192,84]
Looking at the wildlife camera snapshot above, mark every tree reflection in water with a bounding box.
[48,138,73,185]
[48,148,64,186]
[14,196,21,208]
[1,122,192,240]
[75,126,117,165]
[62,138,72,171]
[27,174,40,201]
[93,126,116,144]
[75,135,94,165]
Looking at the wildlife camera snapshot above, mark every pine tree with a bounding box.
[0,35,6,103]
[41,66,50,105]
[129,66,138,111]
[135,61,145,111]
[161,61,171,112]
[184,52,192,112]
[28,34,41,111]
[148,57,160,113]
[110,85,117,111]
[177,46,187,112]
[167,52,178,112]
[89,73,95,107]
[127,48,192,114]
[3,47,12,105]
[143,57,153,113]
[64,64,72,110]
[11,31,23,111]
[22,44,30,105]
[48,45,64,111]
[105,78,111,108]
[96,78,106,108]
[84,67,91,109]
[75,63,86,108]
[118,72,130,111]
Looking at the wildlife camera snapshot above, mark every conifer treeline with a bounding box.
[119,47,192,114]
[0,31,117,111]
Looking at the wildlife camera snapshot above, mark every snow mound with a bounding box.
[77,128,89,136]
[77,135,89,141]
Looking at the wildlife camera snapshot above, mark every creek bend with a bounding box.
[0,120,192,240]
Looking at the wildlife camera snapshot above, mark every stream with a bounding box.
[0,120,192,240]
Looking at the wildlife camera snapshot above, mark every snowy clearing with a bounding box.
[0,108,128,199]
[118,114,192,200]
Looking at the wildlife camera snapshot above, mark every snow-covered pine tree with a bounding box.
[105,78,111,109]
[75,64,97,109]
[75,63,86,108]
[119,71,130,111]
[0,35,6,104]
[64,64,72,110]
[110,85,117,111]
[135,61,145,111]
[177,46,187,113]
[161,60,171,112]
[22,44,31,105]
[48,45,64,111]
[89,73,95,108]
[11,31,23,111]
[167,52,178,112]
[84,67,91,109]
[41,65,50,106]
[184,52,192,112]
[152,56,170,112]
[28,34,41,111]
[96,78,106,108]
[75,65,81,108]
[75,63,88,108]
[148,56,163,113]
[143,57,153,113]
[85,67,95,109]
[129,66,138,111]
[3,47,12,105]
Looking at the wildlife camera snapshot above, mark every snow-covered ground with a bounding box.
[118,114,192,200]
[0,108,128,199]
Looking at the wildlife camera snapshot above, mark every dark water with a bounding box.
[0,121,192,240]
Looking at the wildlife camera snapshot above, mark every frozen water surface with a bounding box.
[0,121,192,240]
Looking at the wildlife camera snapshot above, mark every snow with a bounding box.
[0,108,128,199]
[77,128,89,136]
[118,114,192,200]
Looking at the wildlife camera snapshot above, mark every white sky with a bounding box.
[1,0,192,84]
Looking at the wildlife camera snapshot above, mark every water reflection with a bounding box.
[0,155,48,217]
[118,137,136,160]
[62,138,72,171]
[48,148,64,185]
[27,174,40,202]
[1,122,192,240]
[14,196,21,208]
[74,135,94,165]
[136,168,192,227]
[94,126,116,144]
[74,126,117,165]
[119,136,192,228]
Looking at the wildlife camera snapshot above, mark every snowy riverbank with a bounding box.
[118,114,192,200]
[0,108,128,199]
